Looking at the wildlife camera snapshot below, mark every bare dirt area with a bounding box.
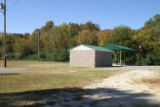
[83,70,160,107]
[42,67,160,107]
[1,64,160,107]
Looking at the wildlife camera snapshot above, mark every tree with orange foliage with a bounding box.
[98,29,111,46]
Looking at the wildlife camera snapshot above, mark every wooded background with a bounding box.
[0,14,160,65]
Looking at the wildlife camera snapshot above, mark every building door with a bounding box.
[103,54,107,66]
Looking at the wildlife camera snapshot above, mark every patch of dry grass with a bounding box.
[2,60,69,68]
[0,69,122,93]
[0,60,125,107]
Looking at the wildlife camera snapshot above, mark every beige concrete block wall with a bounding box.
[95,51,112,67]
[70,50,96,67]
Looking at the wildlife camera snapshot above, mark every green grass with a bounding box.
[1,60,69,68]
[0,60,125,107]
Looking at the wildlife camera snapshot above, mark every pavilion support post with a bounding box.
[120,50,122,66]
[114,52,117,63]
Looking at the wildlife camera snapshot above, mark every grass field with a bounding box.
[0,60,125,107]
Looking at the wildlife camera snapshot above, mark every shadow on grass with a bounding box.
[0,87,160,107]
[96,66,123,68]
[0,73,20,76]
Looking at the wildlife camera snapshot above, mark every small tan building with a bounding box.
[70,44,113,67]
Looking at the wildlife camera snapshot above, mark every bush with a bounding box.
[27,54,39,60]
[18,49,69,62]
[6,53,15,59]
[143,53,160,65]
[53,49,69,62]
[46,53,55,61]
[43,49,69,62]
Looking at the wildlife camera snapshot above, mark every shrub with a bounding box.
[143,53,160,65]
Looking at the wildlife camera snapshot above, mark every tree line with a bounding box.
[0,14,160,65]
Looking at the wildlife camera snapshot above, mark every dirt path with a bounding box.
[83,70,160,106]
[42,69,160,107]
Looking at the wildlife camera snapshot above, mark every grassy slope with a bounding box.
[0,60,125,107]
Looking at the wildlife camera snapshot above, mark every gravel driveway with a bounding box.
[41,67,160,107]
[1,66,160,74]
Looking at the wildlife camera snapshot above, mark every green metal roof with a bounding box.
[84,44,113,52]
[103,44,135,51]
